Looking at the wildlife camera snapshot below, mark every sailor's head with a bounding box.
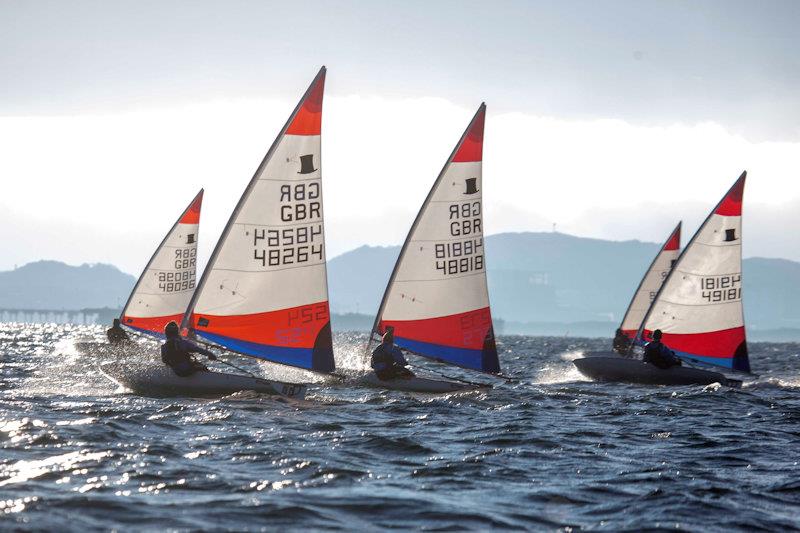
[615,328,623,336]
[382,330,394,344]
[164,321,180,338]
[652,329,663,341]
[113,318,121,327]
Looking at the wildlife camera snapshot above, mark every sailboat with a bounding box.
[102,68,333,398]
[363,104,501,393]
[574,172,750,386]
[583,222,681,357]
[76,189,204,356]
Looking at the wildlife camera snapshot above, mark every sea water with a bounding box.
[1,323,799,530]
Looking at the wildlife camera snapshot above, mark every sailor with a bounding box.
[612,328,632,356]
[161,321,217,377]
[643,329,683,369]
[106,318,131,345]
[371,330,415,381]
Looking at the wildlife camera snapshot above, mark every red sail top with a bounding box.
[664,222,681,251]
[452,104,485,163]
[180,189,204,224]
[286,69,326,136]
[715,171,746,216]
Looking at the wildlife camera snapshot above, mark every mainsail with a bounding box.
[182,67,335,373]
[619,222,681,339]
[637,171,750,372]
[370,104,500,374]
[121,189,204,336]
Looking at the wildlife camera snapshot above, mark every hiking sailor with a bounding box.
[106,318,131,345]
[612,328,632,356]
[371,330,415,381]
[161,321,217,377]
[643,329,683,369]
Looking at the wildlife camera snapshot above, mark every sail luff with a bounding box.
[636,171,749,372]
[181,67,326,331]
[121,188,203,336]
[366,103,488,354]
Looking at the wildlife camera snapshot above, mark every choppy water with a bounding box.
[1,323,799,531]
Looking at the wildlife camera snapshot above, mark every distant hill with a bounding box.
[328,232,800,333]
[3,233,800,339]
[0,261,135,310]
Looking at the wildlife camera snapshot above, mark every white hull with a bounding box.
[100,362,306,399]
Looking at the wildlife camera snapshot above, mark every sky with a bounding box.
[1,0,799,274]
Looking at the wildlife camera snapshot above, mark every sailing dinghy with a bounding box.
[77,189,205,355]
[574,172,750,387]
[364,104,500,393]
[104,68,333,399]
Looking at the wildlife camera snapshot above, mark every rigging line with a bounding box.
[423,362,493,388]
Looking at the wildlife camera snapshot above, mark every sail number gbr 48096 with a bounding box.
[435,201,484,276]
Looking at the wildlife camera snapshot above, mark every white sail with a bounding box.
[121,189,203,336]
[619,222,681,338]
[182,67,335,373]
[638,172,750,372]
[371,104,499,373]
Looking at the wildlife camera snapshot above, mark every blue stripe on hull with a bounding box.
[197,331,314,370]
[674,351,734,370]
[395,336,483,372]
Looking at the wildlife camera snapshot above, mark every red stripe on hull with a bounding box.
[122,313,184,335]
[452,106,485,163]
[191,301,330,349]
[380,307,493,350]
[715,172,746,216]
[286,71,325,136]
[642,326,746,359]
[180,190,203,224]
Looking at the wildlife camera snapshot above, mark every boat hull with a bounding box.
[361,372,490,393]
[100,362,306,399]
[573,356,731,386]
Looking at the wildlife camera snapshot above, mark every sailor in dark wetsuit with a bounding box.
[371,330,415,381]
[612,328,632,356]
[106,318,131,345]
[643,329,683,369]
[160,321,217,377]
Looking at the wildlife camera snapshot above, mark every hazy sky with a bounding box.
[1,0,799,274]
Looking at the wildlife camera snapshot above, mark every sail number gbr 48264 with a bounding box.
[252,182,324,269]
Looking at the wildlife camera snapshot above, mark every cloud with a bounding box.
[0,95,798,273]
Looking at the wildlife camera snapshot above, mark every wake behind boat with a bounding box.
[100,361,306,398]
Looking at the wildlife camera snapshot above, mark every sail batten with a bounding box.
[121,189,203,337]
[370,104,500,374]
[637,171,750,372]
[182,68,335,373]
